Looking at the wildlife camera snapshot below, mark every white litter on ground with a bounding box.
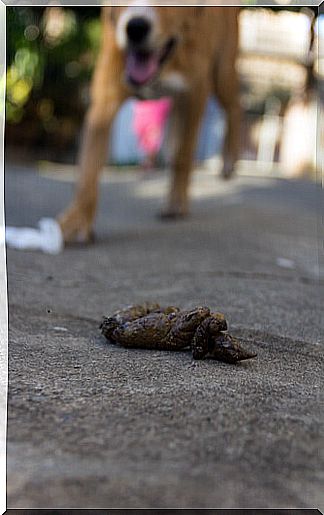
[276,257,296,269]
[5,218,63,255]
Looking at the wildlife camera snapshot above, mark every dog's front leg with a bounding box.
[57,96,122,242]
[162,88,208,219]
[58,16,127,243]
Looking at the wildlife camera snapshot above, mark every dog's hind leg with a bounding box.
[212,13,241,180]
[216,88,241,180]
[58,49,126,242]
[161,88,208,219]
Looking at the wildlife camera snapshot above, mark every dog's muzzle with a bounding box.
[124,16,177,88]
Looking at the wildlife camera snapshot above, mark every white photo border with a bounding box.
[1,2,323,514]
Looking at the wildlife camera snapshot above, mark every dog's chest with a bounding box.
[136,71,189,100]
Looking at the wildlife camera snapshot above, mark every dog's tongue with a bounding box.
[126,51,159,85]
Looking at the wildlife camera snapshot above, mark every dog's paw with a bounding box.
[158,207,188,221]
[221,162,236,181]
[57,206,94,244]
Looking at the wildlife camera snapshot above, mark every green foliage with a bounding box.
[6,7,101,127]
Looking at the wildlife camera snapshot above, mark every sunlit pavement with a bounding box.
[5,163,324,509]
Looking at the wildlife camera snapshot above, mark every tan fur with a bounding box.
[58,7,240,242]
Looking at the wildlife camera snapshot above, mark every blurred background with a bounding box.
[5,6,322,179]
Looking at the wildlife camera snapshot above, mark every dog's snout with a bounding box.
[126,17,151,45]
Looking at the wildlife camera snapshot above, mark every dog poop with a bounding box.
[100,303,256,364]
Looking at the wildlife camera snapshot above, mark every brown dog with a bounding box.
[58,6,240,242]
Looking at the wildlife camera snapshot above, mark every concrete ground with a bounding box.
[5,163,324,509]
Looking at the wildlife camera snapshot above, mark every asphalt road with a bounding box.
[5,163,324,509]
